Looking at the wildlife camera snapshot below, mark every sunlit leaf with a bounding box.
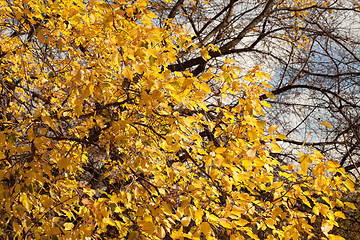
[319,121,332,128]
[270,142,282,152]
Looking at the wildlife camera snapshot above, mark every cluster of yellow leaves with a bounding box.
[0,0,355,239]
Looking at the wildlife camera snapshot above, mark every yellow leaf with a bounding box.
[321,224,332,234]
[266,92,275,99]
[200,82,211,94]
[327,161,340,168]
[272,207,282,219]
[241,159,252,168]
[247,129,257,141]
[181,216,191,227]
[128,231,139,240]
[207,214,218,222]
[265,218,275,229]
[13,222,22,234]
[200,222,211,235]
[197,101,208,111]
[142,221,155,234]
[195,209,203,224]
[200,72,214,81]
[328,235,346,240]
[200,47,211,61]
[64,222,74,230]
[235,219,249,227]
[14,10,22,20]
[219,218,232,229]
[270,142,282,152]
[134,63,145,74]
[344,179,355,191]
[41,115,52,126]
[182,116,196,128]
[170,226,183,239]
[123,66,134,80]
[298,154,311,175]
[319,121,332,128]
[244,75,254,82]
[334,211,346,219]
[247,149,256,159]
[158,227,166,238]
[37,31,44,43]
[74,101,83,117]
[344,202,356,210]
[276,134,286,140]
[103,217,116,226]
[268,125,279,134]
[215,147,226,154]
[20,193,31,212]
[313,206,319,215]
[40,128,47,135]
[28,127,35,142]
[260,100,271,108]
[40,195,54,208]
[57,157,71,171]
[48,227,61,235]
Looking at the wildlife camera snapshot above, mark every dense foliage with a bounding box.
[0,0,357,239]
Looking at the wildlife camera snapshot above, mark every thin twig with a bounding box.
[342,133,360,176]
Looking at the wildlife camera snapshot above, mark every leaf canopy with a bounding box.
[0,0,355,239]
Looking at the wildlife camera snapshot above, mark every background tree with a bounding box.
[149,0,360,178]
[0,0,356,239]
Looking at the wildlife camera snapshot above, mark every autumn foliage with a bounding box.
[0,0,357,239]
